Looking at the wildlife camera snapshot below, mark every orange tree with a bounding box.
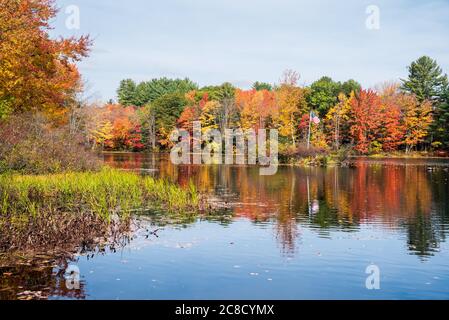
[349,89,383,154]
[0,0,90,121]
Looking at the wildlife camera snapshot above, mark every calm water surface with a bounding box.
[4,153,449,300]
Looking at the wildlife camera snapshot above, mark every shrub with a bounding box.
[0,113,100,174]
[279,143,327,163]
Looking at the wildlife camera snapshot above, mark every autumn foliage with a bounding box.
[0,1,448,158]
[0,0,91,121]
[87,78,441,155]
[349,90,383,154]
[86,104,144,151]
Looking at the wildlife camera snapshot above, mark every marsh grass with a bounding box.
[0,168,202,252]
[0,168,200,216]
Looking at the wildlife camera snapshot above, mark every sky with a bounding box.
[51,0,449,102]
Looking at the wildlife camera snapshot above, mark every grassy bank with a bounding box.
[281,149,449,167]
[0,168,200,217]
[0,168,202,252]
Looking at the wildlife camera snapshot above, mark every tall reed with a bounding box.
[0,168,202,251]
[0,168,201,221]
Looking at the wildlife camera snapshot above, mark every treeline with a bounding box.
[87,56,449,155]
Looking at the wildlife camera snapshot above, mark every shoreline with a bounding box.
[101,150,449,159]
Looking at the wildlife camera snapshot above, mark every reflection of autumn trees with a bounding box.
[351,164,433,223]
[103,154,449,257]
[0,258,86,300]
[303,164,447,257]
[102,153,145,171]
[404,168,449,257]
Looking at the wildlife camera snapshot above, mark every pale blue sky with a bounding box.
[51,0,449,101]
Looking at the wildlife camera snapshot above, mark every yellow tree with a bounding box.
[199,101,220,132]
[274,70,308,146]
[399,94,433,152]
[326,92,353,150]
[310,123,328,149]
[235,89,258,130]
[90,121,113,149]
[235,89,276,131]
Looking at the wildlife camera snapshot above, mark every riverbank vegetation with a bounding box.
[82,58,449,162]
[0,113,101,174]
[0,168,202,252]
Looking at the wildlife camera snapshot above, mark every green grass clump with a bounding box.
[0,168,201,221]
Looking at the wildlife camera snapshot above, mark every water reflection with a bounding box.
[0,256,86,300]
[104,153,449,258]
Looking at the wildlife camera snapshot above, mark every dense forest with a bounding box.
[92,56,449,156]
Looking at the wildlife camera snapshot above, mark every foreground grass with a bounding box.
[0,168,201,252]
[0,168,200,219]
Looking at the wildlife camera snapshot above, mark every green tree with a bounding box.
[117,79,138,106]
[201,82,235,101]
[134,78,197,106]
[135,82,153,106]
[252,81,273,91]
[401,56,448,103]
[341,79,361,96]
[306,77,343,117]
[117,78,197,107]
[151,93,188,147]
[432,89,449,149]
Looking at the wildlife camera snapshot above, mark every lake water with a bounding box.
[2,153,449,300]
